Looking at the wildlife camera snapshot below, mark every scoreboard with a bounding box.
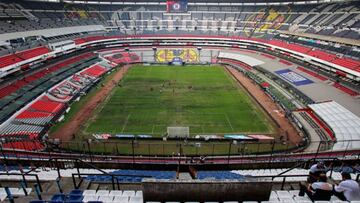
[166,0,188,13]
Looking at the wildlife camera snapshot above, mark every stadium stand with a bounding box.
[0,53,23,68]
[196,171,245,180]
[296,67,328,81]
[0,60,111,149]
[0,46,50,69]
[2,140,44,151]
[333,83,360,96]
[0,52,96,99]
[0,0,359,202]
[86,170,176,183]
[0,160,359,202]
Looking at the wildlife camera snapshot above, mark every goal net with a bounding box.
[167,127,189,138]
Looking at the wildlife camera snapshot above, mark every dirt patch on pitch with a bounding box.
[226,66,302,145]
[50,65,130,141]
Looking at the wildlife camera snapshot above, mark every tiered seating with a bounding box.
[333,83,359,96]
[267,39,287,47]
[50,82,79,101]
[0,47,49,69]
[0,52,100,148]
[296,66,328,81]
[268,190,312,203]
[2,140,44,151]
[279,59,293,66]
[266,39,360,74]
[86,170,176,183]
[81,64,107,77]
[332,58,360,72]
[10,98,64,126]
[0,123,43,139]
[307,49,336,62]
[16,110,53,119]
[49,63,109,101]
[31,189,143,203]
[196,171,244,180]
[268,40,312,54]
[16,46,50,60]
[74,36,113,45]
[286,43,312,54]
[74,38,86,45]
[0,52,95,99]
[0,84,19,98]
[104,52,141,64]
[0,53,22,68]
[29,99,65,114]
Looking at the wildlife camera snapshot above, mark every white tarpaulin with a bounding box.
[309,101,360,150]
[218,52,264,66]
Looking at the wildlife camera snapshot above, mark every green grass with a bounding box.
[82,65,275,137]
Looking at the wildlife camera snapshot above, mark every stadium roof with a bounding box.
[30,0,353,5]
[308,101,360,150]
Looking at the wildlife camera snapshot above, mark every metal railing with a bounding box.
[0,139,360,166]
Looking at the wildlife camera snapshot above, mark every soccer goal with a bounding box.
[167,127,190,138]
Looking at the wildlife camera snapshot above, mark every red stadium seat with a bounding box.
[16,46,50,60]
[331,58,360,71]
[29,99,65,114]
[0,46,50,69]
[0,54,22,68]
[333,83,359,96]
[2,140,44,150]
[0,52,96,99]
[81,65,107,77]
[306,49,336,62]
[16,110,53,119]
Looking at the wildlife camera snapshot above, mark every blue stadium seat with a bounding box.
[69,189,83,196]
[67,194,83,202]
[197,171,244,180]
[86,170,176,183]
[51,193,66,202]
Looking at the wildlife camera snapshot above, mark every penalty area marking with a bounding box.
[121,114,131,133]
[224,113,234,132]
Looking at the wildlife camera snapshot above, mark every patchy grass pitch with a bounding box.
[83,65,275,136]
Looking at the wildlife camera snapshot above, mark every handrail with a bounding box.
[49,157,142,190]
[48,157,111,177]
[71,172,152,190]
[1,147,359,166]
[0,172,43,192]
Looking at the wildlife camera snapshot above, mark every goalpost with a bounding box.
[167,127,189,138]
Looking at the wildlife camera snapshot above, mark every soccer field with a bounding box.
[83,65,275,137]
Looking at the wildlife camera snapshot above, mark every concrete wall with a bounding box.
[142,179,272,202]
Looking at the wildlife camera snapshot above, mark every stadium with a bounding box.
[0,0,359,202]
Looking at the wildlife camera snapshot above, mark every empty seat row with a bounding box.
[0,46,49,69]
[81,65,108,77]
[29,99,65,114]
[0,52,96,99]
[197,171,244,180]
[35,190,144,203]
[86,170,176,183]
